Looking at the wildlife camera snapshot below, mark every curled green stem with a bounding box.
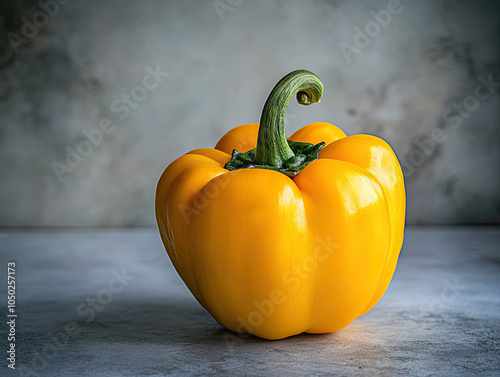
[224,70,325,177]
[254,70,323,166]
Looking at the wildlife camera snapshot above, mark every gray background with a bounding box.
[0,0,499,226]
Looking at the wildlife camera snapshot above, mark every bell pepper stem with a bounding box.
[224,70,325,177]
[253,70,324,167]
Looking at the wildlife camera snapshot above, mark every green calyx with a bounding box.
[224,69,325,177]
[224,140,325,177]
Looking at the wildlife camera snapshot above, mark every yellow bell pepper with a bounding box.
[156,70,406,340]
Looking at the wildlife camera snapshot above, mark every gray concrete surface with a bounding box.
[0,0,499,227]
[0,227,499,376]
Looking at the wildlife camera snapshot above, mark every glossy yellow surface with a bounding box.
[156,122,406,340]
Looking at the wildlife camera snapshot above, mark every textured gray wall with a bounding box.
[0,0,499,226]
